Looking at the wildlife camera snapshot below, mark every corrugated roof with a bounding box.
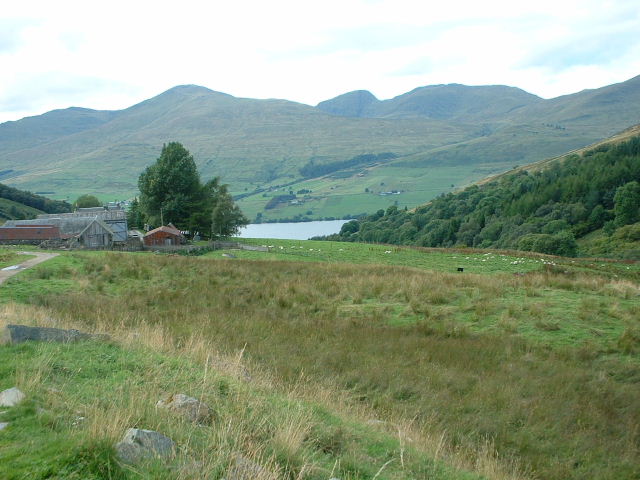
[0,226,62,240]
[144,225,183,237]
[5,217,99,235]
[78,218,114,237]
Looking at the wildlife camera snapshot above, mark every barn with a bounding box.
[3,217,114,248]
[76,218,114,247]
[0,225,63,244]
[36,206,128,243]
[143,225,185,246]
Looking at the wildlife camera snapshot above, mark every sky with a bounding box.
[1,0,639,123]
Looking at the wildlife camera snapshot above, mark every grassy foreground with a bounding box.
[0,308,481,480]
[1,244,639,479]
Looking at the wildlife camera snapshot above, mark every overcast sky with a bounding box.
[1,0,639,123]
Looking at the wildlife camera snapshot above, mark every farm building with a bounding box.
[76,218,114,247]
[36,206,128,242]
[143,225,185,246]
[3,217,114,247]
[0,225,63,244]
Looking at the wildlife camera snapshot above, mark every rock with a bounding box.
[366,419,386,426]
[222,253,236,258]
[156,393,212,424]
[0,422,9,431]
[0,387,25,407]
[115,428,176,464]
[225,455,266,480]
[0,324,110,345]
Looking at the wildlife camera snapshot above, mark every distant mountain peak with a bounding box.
[316,90,379,117]
[160,84,232,99]
[317,83,541,120]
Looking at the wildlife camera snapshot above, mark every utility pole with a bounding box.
[160,207,164,226]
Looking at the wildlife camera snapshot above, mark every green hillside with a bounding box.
[324,132,640,259]
[0,198,42,222]
[0,182,72,221]
[1,76,640,220]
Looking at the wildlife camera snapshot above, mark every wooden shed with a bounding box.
[77,218,114,248]
[143,225,184,246]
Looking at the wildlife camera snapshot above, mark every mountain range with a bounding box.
[1,75,639,220]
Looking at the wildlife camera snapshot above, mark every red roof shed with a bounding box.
[143,225,184,246]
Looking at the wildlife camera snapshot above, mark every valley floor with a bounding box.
[0,242,638,479]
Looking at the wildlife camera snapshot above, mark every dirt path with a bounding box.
[0,251,59,285]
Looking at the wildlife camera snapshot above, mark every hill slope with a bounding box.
[1,76,640,220]
[0,183,72,221]
[325,129,640,259]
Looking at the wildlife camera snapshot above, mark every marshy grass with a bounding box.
[0,249,639,479]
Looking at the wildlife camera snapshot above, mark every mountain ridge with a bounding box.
[0,75,639,220]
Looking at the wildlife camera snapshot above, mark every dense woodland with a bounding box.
[0,183,72,216]
[299,152,397,178]
[324,136,640,258]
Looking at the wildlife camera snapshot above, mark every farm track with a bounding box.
[0,251,58,285]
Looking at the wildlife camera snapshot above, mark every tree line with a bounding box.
[0,183,72,214]
[299,152,396,178]
[322,136,640,258]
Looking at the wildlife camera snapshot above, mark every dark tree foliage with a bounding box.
[73,194,101,208]
[126,197,144,229]
[323,136,640,257]
[299,152,396,178]
[138,142,247,237]
[0,183,72,213]
[138,142,202,229]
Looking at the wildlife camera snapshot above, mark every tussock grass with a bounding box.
[1,249,639,479]
[0,308,489,480]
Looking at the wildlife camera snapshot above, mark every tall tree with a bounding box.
[138,142,203,229]
[613,181,640,227]
[126,197,144,229]
[138,142,248,238]
[210,184,248,239]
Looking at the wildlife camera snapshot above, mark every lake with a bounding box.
[237,219,349,240]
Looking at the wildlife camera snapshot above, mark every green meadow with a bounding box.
[0,243,639,479]
[236,162,514,222]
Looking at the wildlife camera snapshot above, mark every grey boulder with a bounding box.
[115,428,176,464]
[156,393,212,424]
[0,324,110,345]
[0,387,25,407]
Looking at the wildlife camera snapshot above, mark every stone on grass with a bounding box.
[156,393,212,424]
[0,387,25,407]
[0,422,9,431]
[115,428,176,464]
[225,455,267,480]
[0,324,110,345]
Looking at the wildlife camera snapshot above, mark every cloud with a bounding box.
[0,18,37,54]
[0,0,639,120]
[0,72,139,116]
[523,21,640,71]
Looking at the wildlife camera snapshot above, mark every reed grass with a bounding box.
[1,249,639,479]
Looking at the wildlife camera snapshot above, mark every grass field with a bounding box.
[236,162,514,222]
[0,244,639,479]
[1,311,482,480]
